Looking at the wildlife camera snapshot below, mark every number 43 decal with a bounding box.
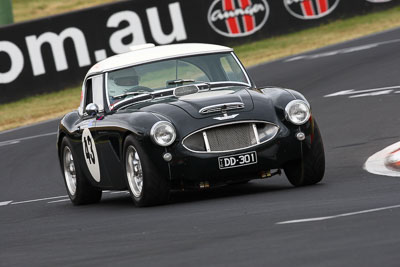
[83,136,95,164]
[82,128,101,182]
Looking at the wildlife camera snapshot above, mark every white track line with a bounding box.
[10,195,68,205]
[0,140,21,147]
[285,38,400,62]
[0,201,13,206]
[0,118,60,135]
[0,140,20,147]
[348,90,393,98]
[325,85,400,98]
[2,191,129,207]
[48,199,71,204]
[277,204,400,224]
[0,132,57,147]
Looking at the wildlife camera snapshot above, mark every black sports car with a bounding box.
[57,43,325,206]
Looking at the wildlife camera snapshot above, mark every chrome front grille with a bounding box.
[205,123,256,151]
[182,121,279,153]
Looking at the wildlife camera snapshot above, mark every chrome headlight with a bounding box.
[150,121,176,146]
[285,100,311,125]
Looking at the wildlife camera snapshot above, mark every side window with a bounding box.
[84,75,104,113]
[84,79,93,109]
[92,75,104,111]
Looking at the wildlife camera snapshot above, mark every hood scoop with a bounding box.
[168,88,254,119]
[199,102,245,114]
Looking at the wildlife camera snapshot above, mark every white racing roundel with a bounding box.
[208,0,270,38]
[284,0,340,20]
[82,128,101,182]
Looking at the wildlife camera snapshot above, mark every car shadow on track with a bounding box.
[97,180,302,208]
[168,182,291,205]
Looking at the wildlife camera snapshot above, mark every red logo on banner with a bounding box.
[208,0,270,38]
[284,0,340,20]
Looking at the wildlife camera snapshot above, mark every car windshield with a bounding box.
[106,52,249,105]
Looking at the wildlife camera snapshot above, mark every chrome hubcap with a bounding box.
[63,146,77,196]
[126,146,143,198]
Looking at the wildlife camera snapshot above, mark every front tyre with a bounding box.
[284,121,325,187]
[60,137,102,205]
[123,135,170,207]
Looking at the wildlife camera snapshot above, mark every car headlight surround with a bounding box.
[285,100,311,125]
[150,121,177,147]
[257,123,280,143]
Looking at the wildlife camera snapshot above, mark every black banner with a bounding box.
[0,0,398,103]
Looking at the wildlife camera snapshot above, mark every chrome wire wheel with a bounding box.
[63,146,77,196]
[126,145,144,198]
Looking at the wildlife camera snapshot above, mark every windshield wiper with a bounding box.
[111,89,174,111]
[167,79,195,85]
[112,91,150,100]
[168,79,212,90]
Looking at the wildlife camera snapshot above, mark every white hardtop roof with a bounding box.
[86,43,233,77]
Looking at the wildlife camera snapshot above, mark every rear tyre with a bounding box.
[284,121,325,187]
[123,135,170,207]
[60,137,102,205]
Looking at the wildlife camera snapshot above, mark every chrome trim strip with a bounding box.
[203,131,211,152]
[182,120,280,154]
[199,102,245,114]
[252,123,260,144]
[105,72,111,111]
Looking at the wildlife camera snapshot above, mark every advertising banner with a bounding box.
[0,0,398,103]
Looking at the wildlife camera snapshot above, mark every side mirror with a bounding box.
[85,103,99,117]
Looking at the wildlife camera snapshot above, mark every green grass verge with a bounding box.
[0,86,81,131]
[12,0,118,22]
[1,6,400,132]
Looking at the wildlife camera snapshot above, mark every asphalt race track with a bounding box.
[1,27,400,266]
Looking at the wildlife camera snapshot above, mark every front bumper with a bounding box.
[167,122,309,189]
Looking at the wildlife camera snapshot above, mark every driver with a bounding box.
[108,67,141,104]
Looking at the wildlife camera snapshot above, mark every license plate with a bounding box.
[218,151,257,170]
